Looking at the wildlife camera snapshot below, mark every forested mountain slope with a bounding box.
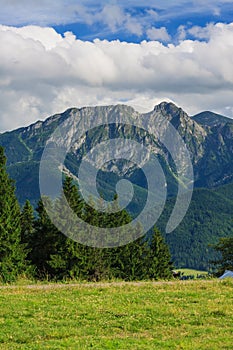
[0,102,232,269]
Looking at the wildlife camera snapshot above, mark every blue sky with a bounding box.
[53,1,233,43]
[1,1,233,42]
[0,1,233,131]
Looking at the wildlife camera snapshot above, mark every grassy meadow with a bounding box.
[0,280,233,349]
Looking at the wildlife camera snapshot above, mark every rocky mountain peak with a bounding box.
[0,102,232,208]
[154,101,182,116]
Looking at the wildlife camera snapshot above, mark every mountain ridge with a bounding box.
[192,110,233,128]
[0,102,232,269]
[1,102,232,203]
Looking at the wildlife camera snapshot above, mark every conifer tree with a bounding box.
[108,221,149,281]
[82,197,108,281]
[102,198,148,281]
[0,146,27,282]
[49,177,87,280]
[28,176,173,282]
[21,200,34,244]
[146,227,173,280]
[30,197,59,278]
[63,176,83,216]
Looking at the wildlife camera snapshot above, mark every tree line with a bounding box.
[1,146,232,283]
[0,146,173,283]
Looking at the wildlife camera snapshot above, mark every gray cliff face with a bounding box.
[0,102,232,205]
[1,102,232,271]
[45,102,207,179]
[194,121,233,187]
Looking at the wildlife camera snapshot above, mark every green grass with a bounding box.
[0,280,233,349]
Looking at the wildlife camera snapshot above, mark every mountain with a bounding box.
[192,111,233,187]
[192,111,233,128]
[0,102,232,269]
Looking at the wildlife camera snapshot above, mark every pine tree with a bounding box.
[0,146,27,282]
[49,177,87,280]
[63,176,83,216]
[146,227,173,280]
[102,199,148,281]
[110,237,149,281]
[21,200,34,244]
[82,197,108,281]
[30,197,59,278]
[82,195,139,281]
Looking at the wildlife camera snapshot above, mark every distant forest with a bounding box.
[156,183,233,270]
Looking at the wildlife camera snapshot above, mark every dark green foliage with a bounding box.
[157,184,233,270]
[80,196,125,281]
[0,143,175,282]
[147,227,173,280]
[62,176,84,216]
[0,147,27,282]
[26,179,87,280]
[28,197,60,278]
[211,237,233,276]
[47,177,87,280]
[29,194,84,281]
[21,200,34,244]
[24,176,173,282]
[108,237,149,281]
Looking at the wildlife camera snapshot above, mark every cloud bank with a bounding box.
[0,22,233,131]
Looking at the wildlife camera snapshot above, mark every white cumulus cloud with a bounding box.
[0,23,233,132]
[146,26,171,42]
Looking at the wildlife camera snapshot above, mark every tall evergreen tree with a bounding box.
[29,197,59,278]
[106,205,148,281]
[82,197,108,281]
[146,227,173,280]
[63,176,83,216]
[110,237,149,281]
[20,200,34,244]
[49,177,87,280]
[0,146,27,282]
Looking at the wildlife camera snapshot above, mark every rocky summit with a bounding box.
[0,102,232,269]
[0,102,232,205]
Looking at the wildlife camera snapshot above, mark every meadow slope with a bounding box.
[0,280,233,349]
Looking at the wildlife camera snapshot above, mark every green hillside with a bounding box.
[157,183,233,270]
[0,103,232,270]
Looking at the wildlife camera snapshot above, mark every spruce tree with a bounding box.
[30,197,59,278]
[110,237,149,281]
[21,200,34,244]
[63,176,83,216]
[49,177,87,280]
[101,198,148,281]
[82,197,108,281]
[146,227,173,280]
[0,146,27,282]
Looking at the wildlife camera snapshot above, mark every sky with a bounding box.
[1,0,233,132]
